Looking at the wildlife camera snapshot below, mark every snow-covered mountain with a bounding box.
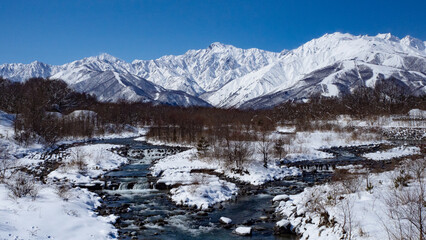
[1,32,425,109]
[208,33,426,108]
[131,42,280,96]
[0,54,210,107]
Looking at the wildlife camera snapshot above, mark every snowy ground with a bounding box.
[151,146,300,209]
[151,149,237,209]
[274,160,426,240]
[1,109,424,238]
[336,114,426,129]
[363,145,421,160]
[277,130,383,162]
[46,144,128,184]
[0,185,117,240]
[149,119,422,211]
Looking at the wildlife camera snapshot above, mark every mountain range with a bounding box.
[1,32,425,109]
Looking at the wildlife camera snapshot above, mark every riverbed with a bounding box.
[90,138,338,239]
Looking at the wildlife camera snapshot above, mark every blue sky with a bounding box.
[1,0,425,64]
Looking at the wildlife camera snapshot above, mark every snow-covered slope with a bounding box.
[1,33,425,108]
[0,54,210,107]
[132,42,280,95]
[208,33,426,108]
[0,61,52,82]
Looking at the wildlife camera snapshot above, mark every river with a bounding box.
[90,137,400,240]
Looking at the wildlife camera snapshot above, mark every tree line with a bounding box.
[0,76,424,147]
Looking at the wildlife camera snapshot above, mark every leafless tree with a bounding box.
[257,131,272,168]
[273,137,286,160]
[221,138,253,170]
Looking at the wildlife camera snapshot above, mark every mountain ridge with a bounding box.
[1,32,425,108]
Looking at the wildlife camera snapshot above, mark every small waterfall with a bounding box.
[133,182,150,190]
[118,181,149,190]
[118,182,129,190]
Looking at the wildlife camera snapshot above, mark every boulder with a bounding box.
[272,194,290,202]
[219,217,233,228]
[234,226,252,236]
[219,217,232,225]
[274,219,294,234]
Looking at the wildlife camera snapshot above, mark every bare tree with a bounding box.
[257,131,272,168]
[273,138,286,160]
[196,136,210,157]
[222,138,253,170]
[234,141,253,170]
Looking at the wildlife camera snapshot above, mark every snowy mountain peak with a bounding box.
[401,35,425,51]
[208,42,229,50]
[279,49,289,56]
[375,33,400,42]
[87,53,123,63]
[321,32,354,40]
[29,60,49,68]
[30,60,42,65]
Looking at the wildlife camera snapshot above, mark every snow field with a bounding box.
[0,184,117,239]
[278,130,383,162]
[363,145,421,160]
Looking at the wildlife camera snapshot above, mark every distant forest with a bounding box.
[0,77,425,146]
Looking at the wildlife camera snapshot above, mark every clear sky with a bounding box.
[1,0,425,65]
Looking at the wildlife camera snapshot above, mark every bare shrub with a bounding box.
[55,184,72,201]
[68,147,87,173]
[301,187,338,230]
[339,195,355,240]
[364,170,374,193]
[304,188,328,215]
[221,139,253,170]
[6,171,39,200]
[393,169,411,188]
[331,169,362,194]
[187,174,209,195]
[0,145,15,182]
[232,141,253,170]
[384,158,426,240]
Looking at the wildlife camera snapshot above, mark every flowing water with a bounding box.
[90,137,399,240]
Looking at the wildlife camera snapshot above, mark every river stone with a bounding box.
[272,194,290,202]
[234,226,252,236]
[219,217,232,225]
[197,211,208,216]
[274,219,293,234]
[243,219,255,226]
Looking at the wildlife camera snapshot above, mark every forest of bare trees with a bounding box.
[0,76,425,148]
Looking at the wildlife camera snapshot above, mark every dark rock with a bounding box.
[274,220,294,235]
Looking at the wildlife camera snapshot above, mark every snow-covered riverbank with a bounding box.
[0,111,133,239]
[150,148,300,209]
[273,159,426,239]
